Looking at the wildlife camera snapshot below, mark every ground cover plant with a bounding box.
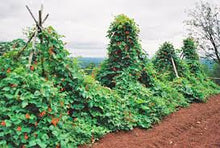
[0,13,219,148]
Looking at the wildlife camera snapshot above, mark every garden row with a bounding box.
[0,14,219,148]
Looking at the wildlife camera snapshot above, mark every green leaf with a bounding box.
[4,94,14,99]
[5,120,12,127]
[22,127,31,133]
[29,140,37,147]
[37,140,47,148]
[2,87,10,91]
[22,101,28,108]
[52,131,59,137]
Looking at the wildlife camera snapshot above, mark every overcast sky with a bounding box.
[0,0,219,57]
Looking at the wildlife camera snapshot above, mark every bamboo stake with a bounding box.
[16,32,35,59]
[171,57,179,78]
[42,14,49,24]
[208,77,220,80]
[28,29,37,68]
[16,4,49,62]
[25,5,41,31]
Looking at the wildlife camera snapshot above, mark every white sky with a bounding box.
[0,0,219,57]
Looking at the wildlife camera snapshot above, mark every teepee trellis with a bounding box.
[14,4,78,81]
[16,5,49,65]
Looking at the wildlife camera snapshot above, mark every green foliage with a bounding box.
[0,26,126,147]
[153,39,220,103]
[96,14,189,130]
[0,39,25,56]
[153,42,188,80]
[97,14,153,88]
[212,64,220,85]
[113,70,188,128]
[0,14,219,148]
[83,63,96,75]
[0,69,68,147]
[182,38,201,75]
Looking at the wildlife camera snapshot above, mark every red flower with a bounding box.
[25,113,30,119]
[1,121,6,126]
[17,126,21,131]
[51,118,59,127]
[30,66,34,71]
[6,68,11,73]
[24,133,28,140]
[48,107,52,112]
[39,111,46,117]
[48,46,54,55]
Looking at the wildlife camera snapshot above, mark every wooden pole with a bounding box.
[208,77,220,80]
[15,32,35,59]
[28,29,37,68]
[38,7,46,77]
[42,14,49,24]
[171,57,179,78]
[25,5,41,31]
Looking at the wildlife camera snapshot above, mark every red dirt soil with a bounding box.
[82,95,220,148]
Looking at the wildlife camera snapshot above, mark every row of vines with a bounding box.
[0,14,219,147]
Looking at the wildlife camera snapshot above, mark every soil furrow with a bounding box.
[87,95,220,148]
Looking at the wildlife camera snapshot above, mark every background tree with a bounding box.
[187,1,220,64]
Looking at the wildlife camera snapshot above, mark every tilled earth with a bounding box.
[85,95,220,148]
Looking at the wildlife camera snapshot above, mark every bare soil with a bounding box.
[83,95,220,148]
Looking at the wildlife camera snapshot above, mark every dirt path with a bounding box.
[87,95,220,148]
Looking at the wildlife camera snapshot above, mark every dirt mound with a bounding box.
[83,95,220,148]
